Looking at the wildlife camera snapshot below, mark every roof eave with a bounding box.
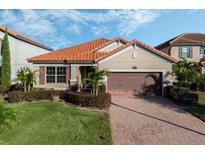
[0,28,53,51]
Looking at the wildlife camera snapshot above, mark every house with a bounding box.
[155,33,205,74]
[0,25,52,80]
[28,37,178,96]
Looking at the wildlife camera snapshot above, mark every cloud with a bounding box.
[91,26,111,35]
[40,34,72,50]
[40,9,162,36]
[0,9,165,49]
[42,10,162,35]
[64,24,81,35]
[0,10,56,37]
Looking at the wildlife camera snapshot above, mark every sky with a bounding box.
[0,9,205,50]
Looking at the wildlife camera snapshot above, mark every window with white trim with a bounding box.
[46,67,66,83]
[57,67,66,83]
[200,47,205,57]
[182,47,190,58]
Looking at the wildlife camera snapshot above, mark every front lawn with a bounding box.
[184,92,205,122]
[0,101,112,144]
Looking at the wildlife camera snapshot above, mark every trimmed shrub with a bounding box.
[170,87,199,104]
[32,87,50,92]
[98,84,106,94]
[7,90,62,103]
[7,90,111,109]
[8,83,23,92]
[60,92,111,109]
[70,83,79,92]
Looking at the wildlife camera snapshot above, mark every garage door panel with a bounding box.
[107,72,162,96]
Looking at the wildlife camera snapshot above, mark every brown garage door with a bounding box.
[107,72,162,96]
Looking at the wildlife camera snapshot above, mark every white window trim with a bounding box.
[181,46,191,58]
[200,47,205,57]
[45,66,66,84]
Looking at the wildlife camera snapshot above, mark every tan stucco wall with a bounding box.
[0,31,50,81]
[98,45,173,73]
[70,65,82,84]
[38,83,68,89]
[170,46,201,62]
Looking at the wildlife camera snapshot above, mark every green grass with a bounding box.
[197,92,205,106]
[0,101,112,145]
[184,92,205,122]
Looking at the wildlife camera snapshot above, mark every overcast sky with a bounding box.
[0,9,204,50]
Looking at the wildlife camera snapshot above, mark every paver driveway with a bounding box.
[110,95,205,144]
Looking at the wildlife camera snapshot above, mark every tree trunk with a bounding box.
[24,82,27,92]
[94,83,97,96]
[96,85,98,96]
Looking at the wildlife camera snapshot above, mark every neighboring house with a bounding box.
[0,25,52,80]
[28,37,178,96]
[155,33,205,74]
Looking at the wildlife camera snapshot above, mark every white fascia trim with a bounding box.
[108,69,168,82]
[108,69,166,72]
[70,64,97,66]
[32,64,69,67]
[33,63,97,67]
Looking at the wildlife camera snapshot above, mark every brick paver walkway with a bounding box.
[110,95,205,144]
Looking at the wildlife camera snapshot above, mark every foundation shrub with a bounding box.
[7,90,111,109]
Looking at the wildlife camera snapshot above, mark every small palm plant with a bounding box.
[15,67,37,92]
[171,58,201,97]
[82,67,111,95]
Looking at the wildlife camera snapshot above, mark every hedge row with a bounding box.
[7,90,111,109]
[164,86,199,103]
[60,92,111,109]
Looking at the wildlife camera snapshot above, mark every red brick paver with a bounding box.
[109,96,205,144]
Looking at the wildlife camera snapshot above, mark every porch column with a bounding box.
[39,66,45,85]
[66,65,71,83]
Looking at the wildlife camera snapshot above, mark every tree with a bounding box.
[197,73,205,91]
[82,67,111,95]
[15,67,37,92]
[1,28,11,89]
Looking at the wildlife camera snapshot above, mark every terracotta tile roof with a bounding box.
[28,37,177,63]
[27,37,128,62]
[28,38,111,62]
[0,25,52,50]
[156,33,205,50]
[96,39,178,63]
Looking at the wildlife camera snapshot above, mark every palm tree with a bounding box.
[82,67,111,95]
[172,58,201,95]
[27,68,37,92]
[172,58,201,84]
[15,67,37,92]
